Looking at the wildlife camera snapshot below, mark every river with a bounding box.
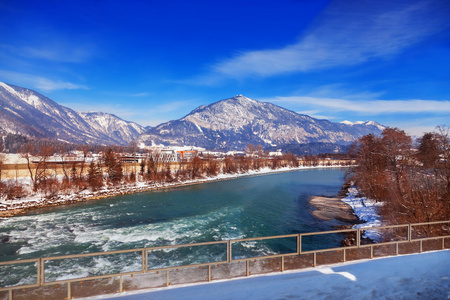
[0,168,349,284]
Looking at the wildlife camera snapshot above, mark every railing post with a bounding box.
[281,256,285,272]
[356,228,361,247]
[67,282,71,300]
[227,240,232,263]
[208,265,212,282]
[40,258,45,285]
[408,223,412,242]
[37,258,42,286]
[166,270,170,287]
[142,249,147,273]
[297,234,302,254]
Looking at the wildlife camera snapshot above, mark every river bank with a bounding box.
[0,165,348,218]
[310,186,383,243]
[309,196,360,224]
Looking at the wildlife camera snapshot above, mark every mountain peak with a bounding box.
[230,94,256,103]
[0,82,144,145]
[138,95,385,152]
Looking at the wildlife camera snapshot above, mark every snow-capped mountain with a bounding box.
[0,82,144,145]
[78,112,144,145]
[0,82,385,152]
[137,95,385,152]
[340,120,385,131]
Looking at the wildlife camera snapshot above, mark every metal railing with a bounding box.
[1,220,449,299]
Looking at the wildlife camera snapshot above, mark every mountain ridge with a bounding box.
[0,82,145,145]
[0,83,385,153]
[136,95,385,152]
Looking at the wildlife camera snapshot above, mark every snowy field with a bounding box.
[83,250,450,300]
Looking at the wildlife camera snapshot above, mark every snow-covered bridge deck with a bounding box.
[86,250,450,300]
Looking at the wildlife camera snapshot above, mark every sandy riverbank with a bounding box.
[309,196,360,224]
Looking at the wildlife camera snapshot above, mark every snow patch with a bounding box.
[341,187,383,242]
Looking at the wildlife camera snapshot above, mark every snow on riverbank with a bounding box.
[0,165,345,217]
[341,187,383,241]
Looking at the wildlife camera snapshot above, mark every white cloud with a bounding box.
[213,0,448,78]
[269,96,450,115]
[296,110,336,120]
[61,99,198,127]
[0,70,88,91]
[22,44,95,63]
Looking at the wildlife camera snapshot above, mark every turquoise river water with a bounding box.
[0,168,349,284]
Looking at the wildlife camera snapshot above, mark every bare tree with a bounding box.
[20,143,54,192]
[205,155,219,177]
[350,127,450,228]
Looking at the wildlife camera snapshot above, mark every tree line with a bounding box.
[348,126,450,226]
[0,142,352,201]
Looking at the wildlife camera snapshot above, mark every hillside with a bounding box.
[137,95,384,153]
[0,82,144,145]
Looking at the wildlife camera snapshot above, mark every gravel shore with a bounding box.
[309,196,360,224]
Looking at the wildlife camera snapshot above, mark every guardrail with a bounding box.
[1,220,449,299]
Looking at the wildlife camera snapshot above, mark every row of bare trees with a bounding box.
[348,126,450,225]
[0,139,354,201]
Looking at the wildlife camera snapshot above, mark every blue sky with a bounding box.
[0,0,449,136]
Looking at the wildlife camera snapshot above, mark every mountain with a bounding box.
[137,95,385,153]
[0,82,385,153]
[0,82,144,145]
[78,112,144,145]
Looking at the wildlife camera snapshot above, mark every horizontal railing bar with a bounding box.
[232,234,299,243]
[300,228,356,236]
[231,252,299,262]
[43,248,145,261]
[357,235,450,248]
[147,260,229,272]
[1,220,448,293]
[360,224,409,231]
[411,235,450,242]
[359,240,409,248]
[300,246,356,255]
[43,270,143,286]
[147,240,227,251]
[0,283,40,292]
[0,258,39,266]
[411,220,450,226]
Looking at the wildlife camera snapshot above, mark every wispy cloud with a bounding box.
[296,110,336,120]
[269,96,450,115]
[146,100,198,115]
[213,0,448,78]
[100,91,151,98]
[0,70,88,91]
[1,40,96,64]
[22,44,96,63]
[62,99,199,127]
